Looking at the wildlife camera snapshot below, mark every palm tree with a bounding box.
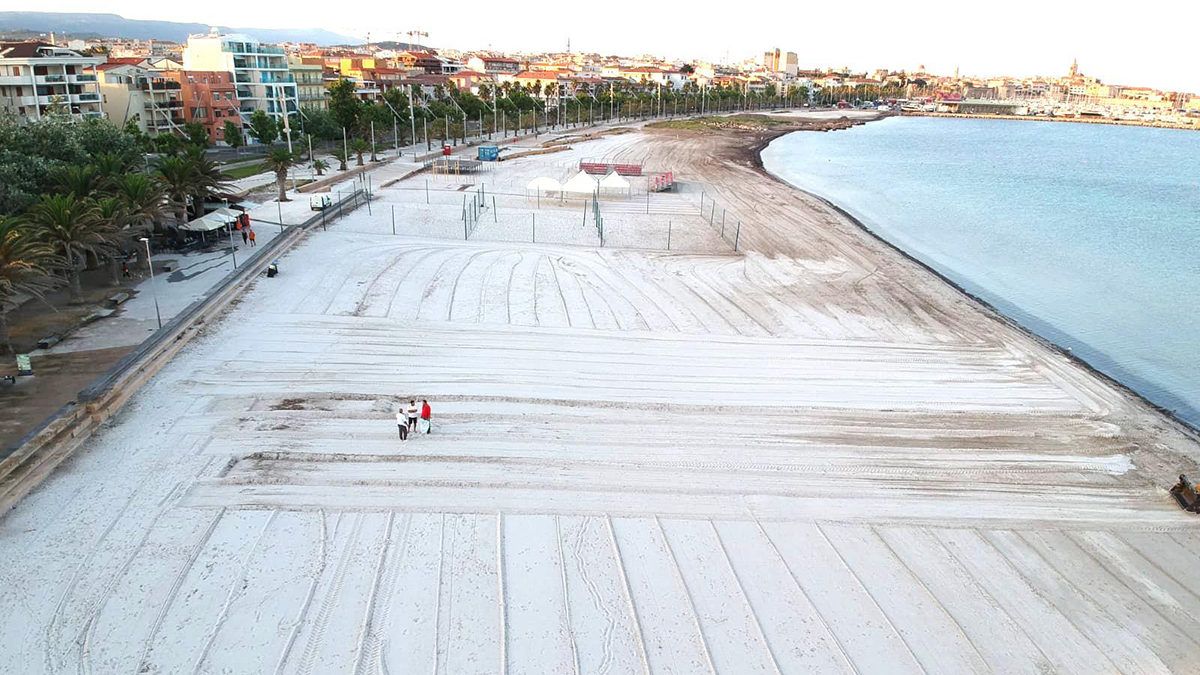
[93,196,130,285]
[300,133,315,161]
[111,173,167,237]
[182,145,232,218]
[29,194,115,304]
[312,159,329,176]
[91,153,132,189]
[350,138,368,166]
[53,165,99,198]
[263,148,295,202]
[156,156,199,229]
[0,216,63,354]
[331,148,349,172]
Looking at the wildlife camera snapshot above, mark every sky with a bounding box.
[35,1,1200,92]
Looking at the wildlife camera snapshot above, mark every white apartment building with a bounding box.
[0,42,103,123]
[182,31,297,123]
[96,62,186,135]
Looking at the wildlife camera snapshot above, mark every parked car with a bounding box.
[309,194,333,211]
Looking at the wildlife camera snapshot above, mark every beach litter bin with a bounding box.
[478,145,499,162]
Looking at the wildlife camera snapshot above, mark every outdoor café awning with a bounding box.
[180,212,236,232]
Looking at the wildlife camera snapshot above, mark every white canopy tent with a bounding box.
[598,171,632,196]
[525,177,562,194]
[180,211,237,232]
[561,171,601,195]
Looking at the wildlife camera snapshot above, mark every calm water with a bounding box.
[762,116,1200,428]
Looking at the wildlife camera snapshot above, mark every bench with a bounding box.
[36,335,61,349]
[107,292,131,307]
[83,307,116,324]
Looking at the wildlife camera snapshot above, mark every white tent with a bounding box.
[210,207,244,220]
[598,171,631,195]
[180,212,236,232]
[561,171,601,195]
[525,177,562,194]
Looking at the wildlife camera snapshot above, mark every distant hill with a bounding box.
[0,11,360,45]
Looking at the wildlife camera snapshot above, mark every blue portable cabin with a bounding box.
[477,145,500,161]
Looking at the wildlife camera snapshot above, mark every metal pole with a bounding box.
[734,221,741,251]
[277,200,283,233]
[532,213,536,243]
[425,180,429,204]
[371,120,376,161]
[140,238,162,329]
[492,196,497,221]
[721,208,726,235]
[667,221,672,250]
[307,133,314,180]
[367,176,372,215]
[537,188,540,210]
[646,189,649,214]
[321,202,326,230]
[228,225,238,269]
[343,126,348,168]
[391,204,396,234]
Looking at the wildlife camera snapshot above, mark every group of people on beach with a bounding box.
[396,399,432,441]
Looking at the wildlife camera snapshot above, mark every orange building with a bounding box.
[163,70,241,145]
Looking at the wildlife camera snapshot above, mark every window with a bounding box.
[12,67,20,76]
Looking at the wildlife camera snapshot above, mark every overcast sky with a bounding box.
[44,2,1200,92]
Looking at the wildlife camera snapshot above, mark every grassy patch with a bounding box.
[223,162,267,179]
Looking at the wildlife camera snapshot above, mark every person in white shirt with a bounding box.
[405,400,419,433]
[396,408,408,441]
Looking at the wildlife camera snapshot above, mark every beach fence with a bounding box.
[326,182,727,253]
[697,189,742,252]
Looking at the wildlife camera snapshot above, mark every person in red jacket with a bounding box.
[420,399,432,434]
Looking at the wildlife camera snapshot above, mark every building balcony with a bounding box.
[73,92,100,102]
[142,80,181,91]
[72,73,97,83]
[40,74,66,83]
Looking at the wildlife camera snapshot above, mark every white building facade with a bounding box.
[182,32,297,123]
[96,63,185,135]
[0,42,103,123]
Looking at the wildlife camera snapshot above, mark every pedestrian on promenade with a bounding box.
[406,400,419,432]
[396,407,408,441]
[121,261,131,278]
[420,399,432,434]
[241,227,249,245]
[248,229,257,247]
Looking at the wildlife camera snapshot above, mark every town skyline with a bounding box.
[20,4,1199,93]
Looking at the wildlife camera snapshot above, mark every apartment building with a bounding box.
[182,32,297,123]
[288,56,327,110]
[163,70,241,145]
[0,41,103,123]
[96,62,185,135]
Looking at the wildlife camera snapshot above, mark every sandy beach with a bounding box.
[2,112,1199,673]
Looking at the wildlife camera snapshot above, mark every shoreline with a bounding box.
[748,122,1199,437]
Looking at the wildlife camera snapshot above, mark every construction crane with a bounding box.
[406,30,429,45]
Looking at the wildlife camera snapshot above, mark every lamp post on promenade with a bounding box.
[139,237,162,329]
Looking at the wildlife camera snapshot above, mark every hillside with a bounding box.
[0,11,358,45]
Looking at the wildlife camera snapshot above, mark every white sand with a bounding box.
[2,123,1199,673]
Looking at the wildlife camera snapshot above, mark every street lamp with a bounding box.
[227,224,238,269]
[139,237,162,329]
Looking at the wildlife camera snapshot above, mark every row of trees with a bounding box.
[0,116,234,353]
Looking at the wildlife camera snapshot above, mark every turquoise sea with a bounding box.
[762,116,1200,428]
